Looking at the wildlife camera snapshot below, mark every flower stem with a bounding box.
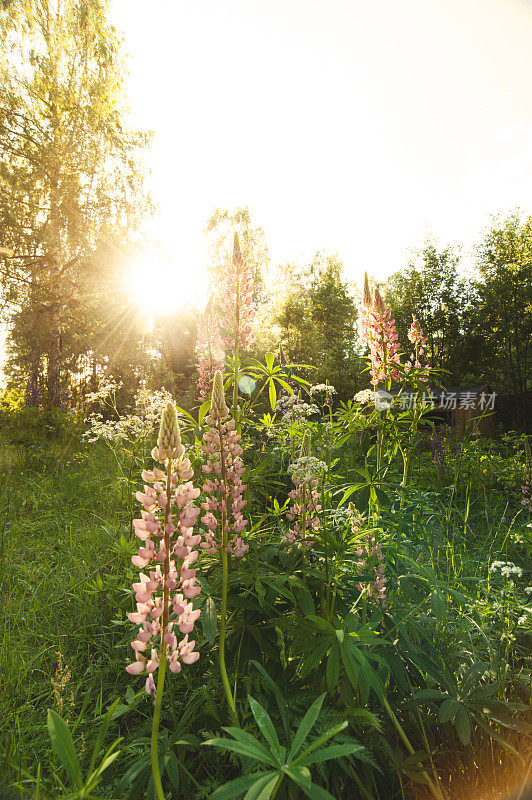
[217,418,239,725]
[151,639,167,800]
[219,547,238,725]
[150,461,173,800]
[381,695,444,800]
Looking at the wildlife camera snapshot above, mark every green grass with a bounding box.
[0,422,530,800]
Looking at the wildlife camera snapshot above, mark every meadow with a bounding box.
[1,351,531,800]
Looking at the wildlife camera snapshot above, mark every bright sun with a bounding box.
[127,248,209,317]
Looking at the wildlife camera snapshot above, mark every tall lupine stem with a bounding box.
[219,231,255,425]
[358,278,402,521]
[127,404,202,800]
[201,371,249,724]
[196,298,225,402]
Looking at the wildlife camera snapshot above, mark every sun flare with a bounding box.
[127,249,208,317]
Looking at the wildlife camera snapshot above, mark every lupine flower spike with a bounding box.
[285,432,325,548]
[200,371,249,558]
[404,314,430,383]
[367,288,401,387]
[219,231,256,419]
[219,231,255,352]
[358,277,401,389]
[200,370,248,723]
[196,296,225,402]
[127,403,201,800]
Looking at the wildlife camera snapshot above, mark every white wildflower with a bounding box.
[310,383,337,396]
[288,456,327,482]
[353,389,377,405]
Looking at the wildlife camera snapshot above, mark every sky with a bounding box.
[112,0,532,297]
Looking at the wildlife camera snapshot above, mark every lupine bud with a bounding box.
[210,370,229,422]
[363,272,372,308]
[156,403,184,460]
[219,230,255,352]
[232,230,244,267]
[196,298,225,402]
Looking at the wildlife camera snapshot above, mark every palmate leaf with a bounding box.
[296,741,366,767]
[219,728,279,766]
[268,379,277,410]
[282,765,336,800]
[248,697,285,764]
[202,596,218,644]
[204,734,277,766]
[293,722,348,765]
[243,772,279,800]
[210,771,279,800]
[326,644,340,693]
[289,693,326,760]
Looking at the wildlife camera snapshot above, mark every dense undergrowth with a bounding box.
[0,384,531,800]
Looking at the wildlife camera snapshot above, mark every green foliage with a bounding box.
[204,693,366,800]
[474,211,532,394]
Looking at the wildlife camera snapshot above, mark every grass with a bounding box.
[0,419,531,800]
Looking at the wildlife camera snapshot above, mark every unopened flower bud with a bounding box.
[210,370,229,421]
[363,272,372,308]
[232,230,244,267]
[157,403,184,460]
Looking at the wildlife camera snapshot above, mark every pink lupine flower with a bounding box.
[357,277,401,388]
[367,289,401,387]
[196,300,225,402]
[219,231,255,352]
[126,403,202,692]
[200,371,249,557]
[356,272,373,348]
[404,314,430,382]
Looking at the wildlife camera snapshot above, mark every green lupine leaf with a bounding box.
[198,400,211,425]
[326,644,340,693]
[430,588,446,620]
[202,597,218,644]
[243,772,280,800]
[291,582,315,616]
[47,710,83,789]
[210,771,278,800]
[439,698,460,724]
[248,697,284,764]
[340,643,358,691]
[204,735,277,767]
[250,661,289,741]
[282,765,336,800]
[289,694,326,760]
[306,615,335,634]
[455,706,471,745]
[297,741,366,767]
[294,722,348,765]
[300,640,329,678]
[164,750,180,791]
[265,352,275,372]
[268,380,277,410]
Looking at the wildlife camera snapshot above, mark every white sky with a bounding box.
[113,0,532,294]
